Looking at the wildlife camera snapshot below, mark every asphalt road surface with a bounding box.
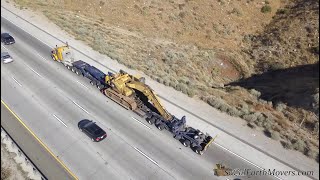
[1,17,277,180]
[1,102,75,180]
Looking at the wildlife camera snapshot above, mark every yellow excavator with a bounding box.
[100,70,214,155]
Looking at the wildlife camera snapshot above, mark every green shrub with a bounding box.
[264,123,273,131]
[156,77,164,84]
[270,131,280,140]
[218,103,229,112]
[261,5,272,13]
[275,102,287,112]
[306,148,319,160]
[292,139,307,152]
[281,140,293,150]
[249,89,261,97]
[207,97,226,109]
[227,107,242,117]
[187,88,195,97]
[163,78,171,86]
[242,113,258,122]
[169,81,177,89]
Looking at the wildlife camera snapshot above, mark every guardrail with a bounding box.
[1,126,47,180]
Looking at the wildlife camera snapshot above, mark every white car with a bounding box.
[1,52,14,64]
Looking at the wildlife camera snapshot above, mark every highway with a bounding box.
[1,102,74,180]
[1,17,277,180]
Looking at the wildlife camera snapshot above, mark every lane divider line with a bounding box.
[12,76,22,86]
[1,99,78,180]
[76,80,88,89]
[25,64,42,77]
[133,147,159,166]
[52,114,68,128]
[71,100,90,115]
[131,117,151,130]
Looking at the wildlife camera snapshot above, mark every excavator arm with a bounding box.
[126,81,173,121]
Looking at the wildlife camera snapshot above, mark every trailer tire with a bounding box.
[75,70,82,76]
[195,146,203,155]
[183,140,191,147]
[97,84,105,90]
[90,81,96,86]
[51,55,55,61]
[147,117,155,125]
[79,128,83,132]
[71,67,76,73]
[156,124,165,131]
[67,65,71,70]
[174,135,181,140]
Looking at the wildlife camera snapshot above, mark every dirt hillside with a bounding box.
[9,0,319,162]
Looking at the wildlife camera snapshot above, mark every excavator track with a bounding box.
[102,88,137,110]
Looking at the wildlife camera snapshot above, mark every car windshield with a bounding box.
[2,55,11,59]
[94,129,104,135]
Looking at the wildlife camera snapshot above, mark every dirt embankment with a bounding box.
[1,143,30,180]
[10,0,319,162]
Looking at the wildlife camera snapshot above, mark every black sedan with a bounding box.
[1,33,15,45]
[78,119,107,142]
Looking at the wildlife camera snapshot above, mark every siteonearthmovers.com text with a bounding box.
[225,168,314,176]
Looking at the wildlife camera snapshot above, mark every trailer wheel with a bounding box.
[71,67,76,73]
[67,65,71,70]
[174,135,181,140]
[51,55,56,61]
[75,70,81,76]
[90,81,96,86]
[195,146,203,155]
[183,140,191,147]
[79,128,83,132]
[156,124,165,131]
[146,117,155,125]
[97,84,105,90]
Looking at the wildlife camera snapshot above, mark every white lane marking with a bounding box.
[12,77,22,86]
[76,80,89,89]
[25,64,42,77]
[131,117,151,130]
[72,100,90,114]
[133,147,158,166]
[35,52,47,61]
[214,142,283,180]
[52,114,68,127]
[2,16,53,48]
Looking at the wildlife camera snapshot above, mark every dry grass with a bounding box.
[10,0,319,161]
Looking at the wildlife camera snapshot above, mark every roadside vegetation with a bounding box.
[10,0,319,162]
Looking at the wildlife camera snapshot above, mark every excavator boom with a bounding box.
[126,81,173,121]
